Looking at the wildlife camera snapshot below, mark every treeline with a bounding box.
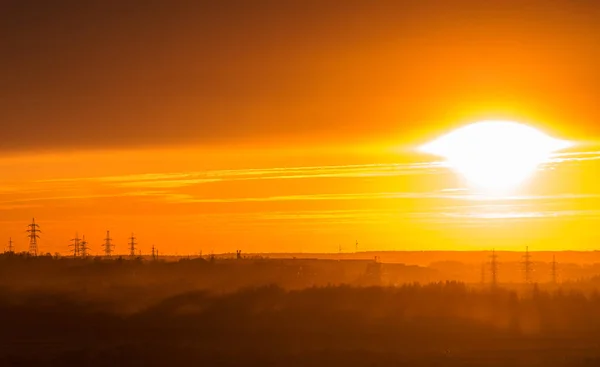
[0,254,433,299]
[2,283,600,365]
[5,252,600,286]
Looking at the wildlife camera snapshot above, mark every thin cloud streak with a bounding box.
[166,191,600,204]
[440,209,600,220]
[36,161,446,187]
[0,191,171,205]
[32,149,600,191]
[545,150,600,165]
[7,149,600,209]
[1,190,596,206]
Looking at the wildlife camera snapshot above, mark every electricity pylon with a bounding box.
[70,232,81,258]
[6,237,13,253]
[551,255,558,284]
[103,231,114,258]
[490,249,498,288]
[27,218,40,256]
[80,235,90,258]
[128,233,137,259]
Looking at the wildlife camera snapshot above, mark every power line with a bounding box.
[26,218,40,256]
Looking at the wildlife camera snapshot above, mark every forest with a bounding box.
[1,283,600,366]
[2,254,600,365]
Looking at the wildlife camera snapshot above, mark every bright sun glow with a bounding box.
[420,120,571,192]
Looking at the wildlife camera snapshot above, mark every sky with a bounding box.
[1,0,600,255]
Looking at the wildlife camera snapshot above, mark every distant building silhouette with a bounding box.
[362,256,382,286]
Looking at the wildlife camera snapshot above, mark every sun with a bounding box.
[420,120,571,192]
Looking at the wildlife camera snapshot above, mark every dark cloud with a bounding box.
[1,0,599,152]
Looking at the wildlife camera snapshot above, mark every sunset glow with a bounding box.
[4,2,600,364]
[1,1,599,254]
[420,121,571,192]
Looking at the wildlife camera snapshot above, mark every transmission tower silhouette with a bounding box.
[355,240,358,253]
[522,246,533,284]
[128,233,137,258]
[551,254,558,284]
[80,235,90,258]
[26,218,40,256]
[70,232,81,258]
[7,237,13,253]
[103,231,114,258]
[490,249,498,288]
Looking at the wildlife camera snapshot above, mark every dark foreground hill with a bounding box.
[1,283,600,366]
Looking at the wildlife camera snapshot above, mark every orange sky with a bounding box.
[1,143,600,255]
[1,1,599,254]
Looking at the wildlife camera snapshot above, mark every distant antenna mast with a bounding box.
[551,255,558,284]
[70,232,81,258]
[27,218,40,256]
[103,231,114,258]
[338,244,342,254]
[490,249,498,288]
[80,235,90,258]
[523,246,532,284]
[7,237,13,253]
[355,240,358,253]
[128,233,137,259]
[151,244,156,261]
